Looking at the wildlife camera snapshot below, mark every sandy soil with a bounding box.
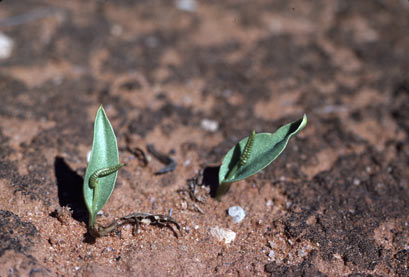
[0,0,409,276]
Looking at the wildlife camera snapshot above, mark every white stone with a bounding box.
[353,178,361,186]
[210,226,236,244]
[110,24,123,36]
[0,32,13,59]
[228,206,246,223]
[175,0,196,12]
[201,119,219,132]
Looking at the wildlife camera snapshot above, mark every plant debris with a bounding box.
[147,144,177,175]
[91,212,182,238]
[127,146,150,167]
[181,169,205,203]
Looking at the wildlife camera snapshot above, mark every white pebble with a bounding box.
[201,119,219,132]
[175,0,196,12]
[228,206,246,223]
[110,24,123,36]
[268,250,275,259]
[210,226,236,244]
[104,247,113,252]
[0,32,13,59]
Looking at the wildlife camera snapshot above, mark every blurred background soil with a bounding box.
[0,0,409,276]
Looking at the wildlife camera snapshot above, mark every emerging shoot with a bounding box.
[83,105,124,228]
[216,114,307,200]
[83,105,181,238]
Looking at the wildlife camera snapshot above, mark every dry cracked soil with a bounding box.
[0,0,409,276]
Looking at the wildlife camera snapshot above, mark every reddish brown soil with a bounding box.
[1,1,409,276]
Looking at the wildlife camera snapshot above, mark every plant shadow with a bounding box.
[205,143,242,198]
[54,156,88,224]
[203,166,220,198]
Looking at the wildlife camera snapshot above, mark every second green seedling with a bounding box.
[216,114,307,200]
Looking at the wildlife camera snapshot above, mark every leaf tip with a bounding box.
[97,104,105,114]
[300,113,307,130]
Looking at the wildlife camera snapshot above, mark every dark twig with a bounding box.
[127,146,150,167]
[147,144,176,175]
[192,203,205,214]
[186,169,205,203]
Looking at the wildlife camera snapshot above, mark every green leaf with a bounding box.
[218,114,307,185]
[83,105,120,227]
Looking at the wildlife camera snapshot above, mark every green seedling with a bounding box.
[83,105,181,238]
[83,105,124,228]
[216,114,307,200]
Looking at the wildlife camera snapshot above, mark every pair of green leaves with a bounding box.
[83,106,122,228]
[83,106,307,223]
[216,114,307,200]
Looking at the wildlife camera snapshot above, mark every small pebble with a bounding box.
[0,32,13,59]
[228,206,246,223]
[103,247,113,253]
[110,24,123,36]
[210,226,236,244]
[201,119,219,132]
[268,250,275,259]
[175,0,196,12]
[353,178,361,185]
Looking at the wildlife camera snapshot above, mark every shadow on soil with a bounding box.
[203,166,220,198]
[54,156,88,224]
